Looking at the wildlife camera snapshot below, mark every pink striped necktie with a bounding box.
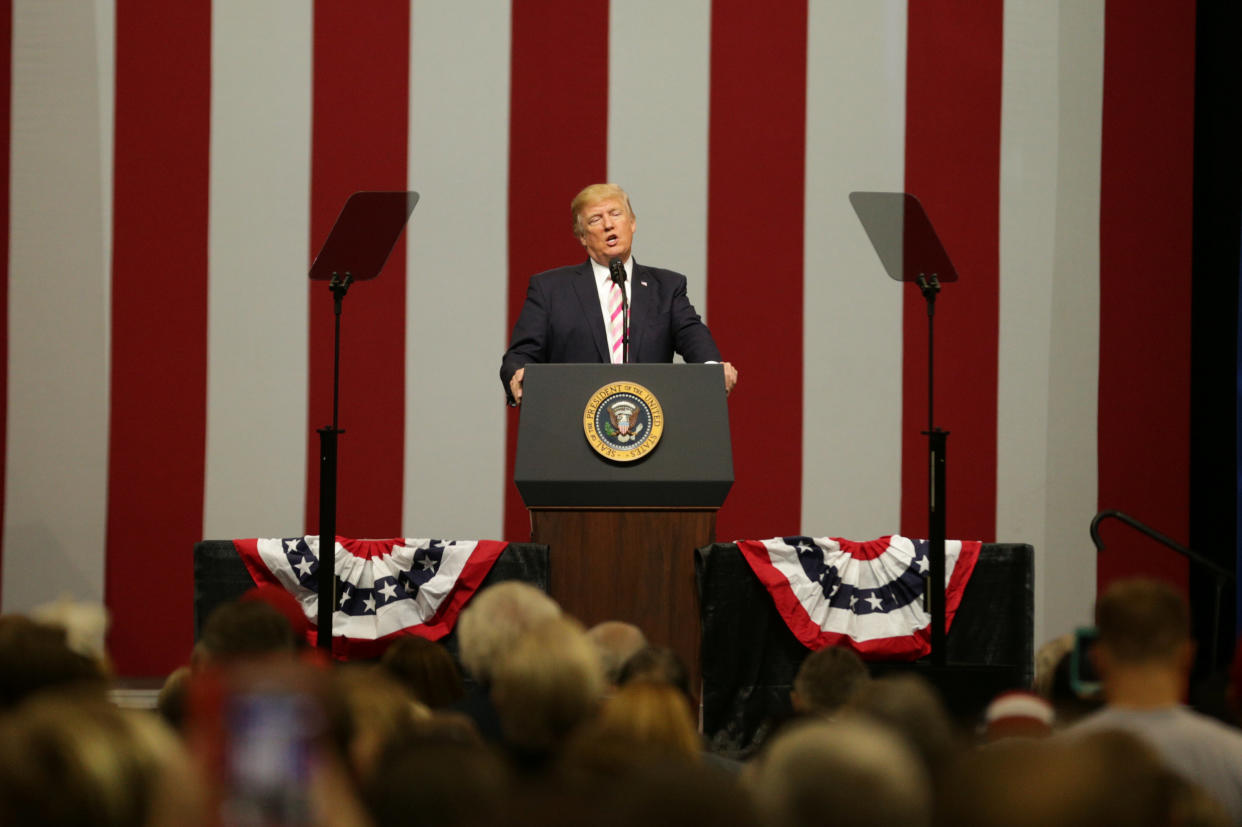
[608,280,624,363]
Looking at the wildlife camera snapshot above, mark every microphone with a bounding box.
[609,258,629,362]
[609,256,626,285]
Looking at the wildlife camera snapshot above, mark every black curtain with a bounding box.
[1189,0,1242,675]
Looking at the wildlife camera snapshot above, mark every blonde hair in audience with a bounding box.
[0,689,206,827]
[457,581,560,684]
[592,681,700,762]
[491,616,604,751]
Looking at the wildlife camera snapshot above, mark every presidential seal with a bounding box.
[583,382,664,462]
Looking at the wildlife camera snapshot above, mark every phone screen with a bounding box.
[220,690,319,826]
[1070,626,1101,697]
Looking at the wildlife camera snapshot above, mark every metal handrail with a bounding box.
[1090,509,1234,670]
[1090,509,1233,580]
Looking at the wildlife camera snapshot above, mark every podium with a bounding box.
[514,364,733,685]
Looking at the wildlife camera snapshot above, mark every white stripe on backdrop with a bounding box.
[607,0,711,323]
[802,0,906,540]
[4,0,114,610]
[204,0,311,541]
[403,2,510,539]
[996,0,1103,649]
[2,1,1109,667]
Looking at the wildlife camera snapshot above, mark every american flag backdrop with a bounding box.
[0,1,1204,675]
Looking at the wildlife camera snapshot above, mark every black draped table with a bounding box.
[193,540,550,660]
[695,542,1034,755]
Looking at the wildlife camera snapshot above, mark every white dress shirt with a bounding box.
[590,256,633,330]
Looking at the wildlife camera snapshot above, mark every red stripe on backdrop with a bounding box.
[1096,2,1195,590]
[0,0,11,600]
[707,0,807,542]
[502,2,609,543]
[901,2,1003,543]
[106,2,211,674]
[305,1,410,539]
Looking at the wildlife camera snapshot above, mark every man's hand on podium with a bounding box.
[510,367,525,406]
[723,362,738,396]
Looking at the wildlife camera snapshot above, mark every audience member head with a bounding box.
[845,673,957,786]
[379,634,464,708]
[491,616,605,757]
[194,598,296,668]
[29,596,111,669]
[1032,633,1073,700]
[605,761,761,827]
[457,581,560,685]
[0,689,207,827]
[0,614,108,710]
[1092,577,1193,706]
[332,665,432,783]
[750,717,931,827]
[364,733,510,827]
[980,690,1054,742]
[616,645,691,702]
[156,666,192,733]
[790,645,869,717]
[936,729,1189,827]
[1042,645,1105,725]
[1095,577,1190,665]
[575,681,700,766]
[586,621,647,686]
[237,585,310,646]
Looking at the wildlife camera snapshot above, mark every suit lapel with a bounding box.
[627,262,651,360]
[572,260,611,362]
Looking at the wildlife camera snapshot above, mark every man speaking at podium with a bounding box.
[500,183,738,406]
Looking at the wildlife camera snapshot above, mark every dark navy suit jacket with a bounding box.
[500,260,722,404]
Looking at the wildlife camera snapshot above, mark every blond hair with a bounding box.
[592,681,700,762]
[570,183,634,237]
[491,616,604,751]
[457,582,560,683]
[0,690,204,827]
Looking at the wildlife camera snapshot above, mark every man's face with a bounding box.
[577,197,636,265]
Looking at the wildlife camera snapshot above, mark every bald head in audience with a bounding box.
[586,621,647,687]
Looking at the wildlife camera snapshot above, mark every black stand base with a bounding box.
[316,427,339,654]
[924,427,948,666]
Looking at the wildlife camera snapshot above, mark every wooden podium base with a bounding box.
[531,507,716,687]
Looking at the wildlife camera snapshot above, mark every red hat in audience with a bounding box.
[982,690,1055,741]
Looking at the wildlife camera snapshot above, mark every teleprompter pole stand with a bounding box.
[308,191,419,656]
[316,271,352,653]
[917,274,949,667]
[849,192,959,667]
